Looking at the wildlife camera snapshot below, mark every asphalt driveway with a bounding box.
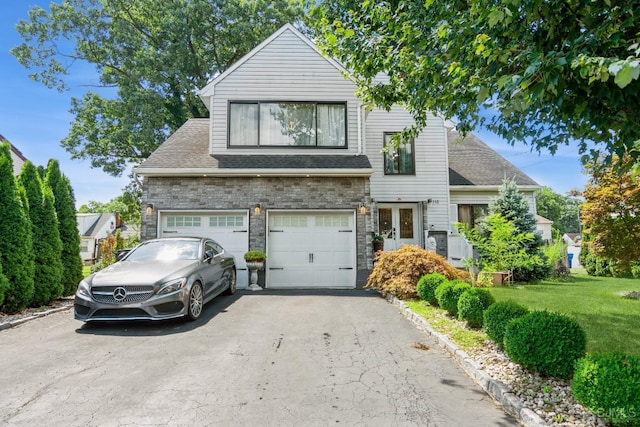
[0,289,516,426]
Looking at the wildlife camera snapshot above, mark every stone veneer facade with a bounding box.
[141,176,373,273]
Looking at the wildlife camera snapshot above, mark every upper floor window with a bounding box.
[383,133,415,175]
[229,101,346,147]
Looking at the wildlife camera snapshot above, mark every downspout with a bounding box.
[357,102,363,155]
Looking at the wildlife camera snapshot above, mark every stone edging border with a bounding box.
[387,295,548,427]
[0,305,73,331]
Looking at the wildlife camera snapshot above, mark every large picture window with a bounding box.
[229,101,346,147]
[383,133,415,175]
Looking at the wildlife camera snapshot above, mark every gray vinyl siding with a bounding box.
[209,29,361,155]
[366,107,450,231]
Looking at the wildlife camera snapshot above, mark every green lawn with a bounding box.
[487,268,640,356]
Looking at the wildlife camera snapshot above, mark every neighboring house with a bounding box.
[0,134,27,176]
[77,213,122,264]
[563,233,582,268]
[135,24,540,289]
[535,215,554,242]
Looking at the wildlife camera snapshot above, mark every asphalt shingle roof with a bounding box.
[447,129,538,186]
[138,118,372,170]
[138,118,537,186]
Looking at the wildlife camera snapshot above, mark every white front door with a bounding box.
[377,203,421,251]
[159,211,250,288]
[267,211,356,289]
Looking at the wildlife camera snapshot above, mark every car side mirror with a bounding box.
[204,250,214,262]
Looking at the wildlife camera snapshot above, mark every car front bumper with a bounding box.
[74,288,190,322]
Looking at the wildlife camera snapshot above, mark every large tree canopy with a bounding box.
[535,186,581,235]
[311,0,640,169]
[13,0,306,176]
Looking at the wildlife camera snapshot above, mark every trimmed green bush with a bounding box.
[504,310,586,379]
[483,300,529,346]
[572,353,640,426]
[416,272,447,305]
[435,280,472,316]
[457,288,495,328]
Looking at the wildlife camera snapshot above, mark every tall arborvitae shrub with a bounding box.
[45,160,83,296]
[18,161,64,306]
[0,263,9,307]
[0,143,35,312]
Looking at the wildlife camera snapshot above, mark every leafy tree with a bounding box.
[12,0,307,176]
[535,186,582,235]
[581,156,640,274]
[0,143,35,313]
[45,160,84,296]
[18,161,64,306]
[457,213,543,275]
[459,179,550,281]
[311,0,640,170]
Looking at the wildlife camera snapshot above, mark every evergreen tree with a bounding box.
[45,160,83,296]
[0,143,35,312]
[18,161,64,306]
[485,179,550,282]
[490,179,537,235]
[0,263,9,307]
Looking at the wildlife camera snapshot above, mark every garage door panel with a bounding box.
[267,212,356,289]
[160,212,249,288]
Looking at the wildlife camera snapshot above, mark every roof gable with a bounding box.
[198,24,352,103]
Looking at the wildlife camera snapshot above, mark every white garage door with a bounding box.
[159,211,249,288]
[267,211,356,289]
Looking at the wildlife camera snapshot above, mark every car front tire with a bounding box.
[187,282,204,321]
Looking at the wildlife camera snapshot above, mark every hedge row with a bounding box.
[414,272,638,424]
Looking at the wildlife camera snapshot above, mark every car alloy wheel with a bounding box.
[224,269,236,295]
[187,282,203,320]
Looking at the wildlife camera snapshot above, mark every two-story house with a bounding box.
[135,24,539,289]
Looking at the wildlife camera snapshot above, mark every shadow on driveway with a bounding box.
[75,288,379,337]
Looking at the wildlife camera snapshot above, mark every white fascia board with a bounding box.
[449,184,541,192]
[135,167,373,178]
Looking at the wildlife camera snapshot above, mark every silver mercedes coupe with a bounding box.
[74,237,236,322]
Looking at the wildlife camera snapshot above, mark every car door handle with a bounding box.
[269,267,284,270]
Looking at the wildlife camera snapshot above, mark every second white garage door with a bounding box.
[267,211,356,289]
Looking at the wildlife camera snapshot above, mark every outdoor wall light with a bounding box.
[146,203,154,216]
[254,203,262,215]
[358,202,367,215]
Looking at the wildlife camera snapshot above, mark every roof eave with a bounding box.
[134,167,373,178]
[449,184,541,192]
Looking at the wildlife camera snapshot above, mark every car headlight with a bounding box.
[157,278,187,295]
[76,280,91,298]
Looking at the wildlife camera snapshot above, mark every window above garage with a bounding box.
[229,101,347,148]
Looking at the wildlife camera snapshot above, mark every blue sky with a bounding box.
[1,2,588,209]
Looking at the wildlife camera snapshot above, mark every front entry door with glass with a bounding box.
[377,203,420,251]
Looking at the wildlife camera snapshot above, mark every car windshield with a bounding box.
[125,240,200,262]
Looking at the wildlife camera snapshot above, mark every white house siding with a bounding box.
[449,189,537,231]
[366,107,451,232]
[209,29,361,155]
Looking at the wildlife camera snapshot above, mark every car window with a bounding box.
[205,241,222,256]
[126,240,200,262]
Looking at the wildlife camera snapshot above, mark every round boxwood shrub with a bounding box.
[572,353,640,426]
[503,310,586,379]
[483,300,529,346]
[435,280,472,316]
[457,288,495,328]
[416,272,447,305]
